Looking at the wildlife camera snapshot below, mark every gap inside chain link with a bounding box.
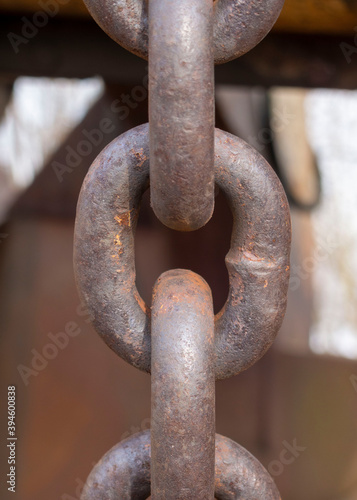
[134,188,231,313]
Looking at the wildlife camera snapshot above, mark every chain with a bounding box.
[74,0,291,498]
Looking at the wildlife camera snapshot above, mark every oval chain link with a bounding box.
[80,431,280,499]
[149,0,215,230]
[74,124,290,379]
[151,270,215,498]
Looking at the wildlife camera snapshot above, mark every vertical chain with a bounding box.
[76,0,290,498]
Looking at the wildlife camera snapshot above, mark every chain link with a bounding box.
[81,432,280,499]
[151,270,215,498]
[74,125,290,377]
[82,0,285,63]
[149,0,214,230]
[75,0,291,498]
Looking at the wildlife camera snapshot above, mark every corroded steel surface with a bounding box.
[80,431,280,499]
[149,0,214,231]
[82,0,285,63]
[74,123,291,379]
[80,432,151,500]
[75,0,291,496]
[215,434,281,499]
[151,270,215,498]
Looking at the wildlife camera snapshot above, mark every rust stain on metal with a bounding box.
[151,270,215,499]
[80,431,280,499]
[76,1,292,496]
[74,124,291,379]
[114,211,132,227]
[149,0,215,231]
[82,0,285,63]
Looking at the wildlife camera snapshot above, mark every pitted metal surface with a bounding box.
[80,432,151,500]
[80,431,280,499]
[82,0,285,63]
[149,0,215,231]
[76,1,290,496]
[74,123,290,379]
[151,270,215,498]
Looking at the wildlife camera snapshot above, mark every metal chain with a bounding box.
[149,0,214,231]
[75,0,291,498]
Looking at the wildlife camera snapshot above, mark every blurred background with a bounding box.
[0,1,357,499]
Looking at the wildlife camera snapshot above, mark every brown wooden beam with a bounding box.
[0,16,356,89]
[276,0,357,35]
[1,0,357,34]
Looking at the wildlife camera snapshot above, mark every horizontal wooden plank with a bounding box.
[1,16,355,90]
[0,0,87,16]
[0,0,357,34]
[276,0,357,34]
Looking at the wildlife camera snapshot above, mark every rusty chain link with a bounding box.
[149,0,214,230]
[81,432,280,499]
[75,0,290,498]
[82,0,285,63]
[151,270,215,498]
[74,124,290,379]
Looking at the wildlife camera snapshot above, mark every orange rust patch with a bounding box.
[134,290,149,315]
[131,148,148,168]
[243,250,264,262]
[114,211,133,227]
